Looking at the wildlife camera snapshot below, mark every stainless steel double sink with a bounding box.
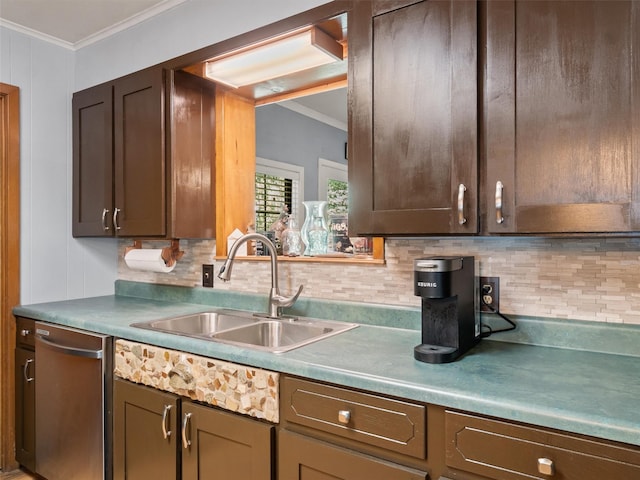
[131,309,358,353]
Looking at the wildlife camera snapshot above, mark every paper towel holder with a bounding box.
[125,239,184,267]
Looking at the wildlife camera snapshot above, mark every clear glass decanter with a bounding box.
[301,201,329,256]
[282,215,303,256]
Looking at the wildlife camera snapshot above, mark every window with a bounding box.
[318,158,348,214]
[255,157,304,231]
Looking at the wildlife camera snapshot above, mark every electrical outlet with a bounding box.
[479,276,499,312]
[202,264,214,288]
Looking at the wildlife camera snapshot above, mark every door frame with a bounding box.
[0,82,21,471]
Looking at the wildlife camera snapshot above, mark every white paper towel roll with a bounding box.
[124,248,176,273]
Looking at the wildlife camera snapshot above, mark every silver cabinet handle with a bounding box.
[36,335,103,359]
[23,358,34,383]
[181,412,192,449]
[161,405,172,439]
[101,208,110,231]
[338,410,351,425]
[458,183,467,225]
[537,457,555,476]
[495,181,504,224]
[20,329,31,337]
[113,208,121,231]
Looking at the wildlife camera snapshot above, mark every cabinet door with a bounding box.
[485,1,640,233]
[15,347,35,472]
[113,67,166,236]
[72,84,114,236]
[181,401,273,480]
[113,378,180,480]
[349,0,478,235]
[167,70,216,239]
[279,430,427,480]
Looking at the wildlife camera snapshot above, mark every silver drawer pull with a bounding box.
[537,457,555,476]
[113,208,121,231]
[338,410,351,425]
[495,181,504,224]
[101,208,110,231]
[23,358,34,382]
[182,412,192,449]
[457,183,467,225]
[161,404,172,439]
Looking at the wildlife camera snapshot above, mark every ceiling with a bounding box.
[278,88,347,131]
[0,0,347,128]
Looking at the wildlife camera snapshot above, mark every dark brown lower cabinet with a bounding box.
[114,377,180,480]
[445,411,640,480]
[15,317,36,473]
[113,377,274,480]
[15,346,36,471]
[182,400,273,479]
[279,376,428,479]
[278,429,427,480]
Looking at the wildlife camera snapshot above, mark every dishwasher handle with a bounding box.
[36,335,103,359]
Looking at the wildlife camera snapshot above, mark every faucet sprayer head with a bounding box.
[217,262,232,281]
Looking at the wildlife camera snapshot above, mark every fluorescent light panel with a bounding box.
[205,27,343,89]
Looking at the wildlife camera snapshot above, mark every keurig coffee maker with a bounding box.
[414,256,480,363]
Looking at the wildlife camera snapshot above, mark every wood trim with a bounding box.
[214,89,256,257]
[0,82,21,471]
[254,78,347,106]
[214,255,385,265]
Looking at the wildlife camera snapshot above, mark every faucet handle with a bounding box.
[272,284,304,308]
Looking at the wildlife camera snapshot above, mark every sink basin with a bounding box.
[131,309,357,353]
[131,309,257,336]
[210,319,353,353]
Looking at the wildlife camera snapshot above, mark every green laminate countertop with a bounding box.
[13,282,640,448]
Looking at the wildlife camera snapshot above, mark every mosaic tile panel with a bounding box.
[118,237,640,325]
[114,339,279,422]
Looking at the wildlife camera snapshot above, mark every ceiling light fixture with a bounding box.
[204,26,343,89]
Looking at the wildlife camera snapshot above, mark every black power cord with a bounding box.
[480,290,517,338]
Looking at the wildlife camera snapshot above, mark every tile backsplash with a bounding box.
[118,237,640,325]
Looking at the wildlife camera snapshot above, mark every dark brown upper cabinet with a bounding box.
[484,0,640,234]
[348,0,478,236]
[72,81,114,236]
[73,67,216,238]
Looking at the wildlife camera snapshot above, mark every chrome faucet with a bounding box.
[217,232,303,318]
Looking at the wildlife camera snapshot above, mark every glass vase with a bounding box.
[301,201,329,256]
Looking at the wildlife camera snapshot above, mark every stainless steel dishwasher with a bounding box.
[35,322,112,480]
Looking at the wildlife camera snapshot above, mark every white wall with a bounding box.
[1,27,117,304]
[1,0,327,304]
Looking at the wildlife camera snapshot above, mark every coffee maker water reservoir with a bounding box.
[414,256,480,363]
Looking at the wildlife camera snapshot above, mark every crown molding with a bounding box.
[0,0,188,51]
[279,100,347,132]
[0,18,74,49]
[73,0,188,50]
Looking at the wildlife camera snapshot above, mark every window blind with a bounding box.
[255,173,295,232]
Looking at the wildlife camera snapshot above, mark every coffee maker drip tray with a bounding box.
[414,343,460,364]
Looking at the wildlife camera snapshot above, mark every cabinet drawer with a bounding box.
[16,317,35,348]
[445,411,640,480]
[281,376,426,459]
[279,429,427,480]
